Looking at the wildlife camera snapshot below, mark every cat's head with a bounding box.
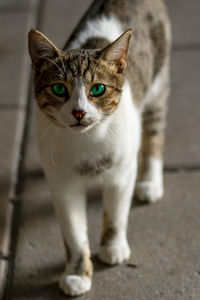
[28,29,132,132]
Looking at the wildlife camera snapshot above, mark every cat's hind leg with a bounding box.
[135,75,170,203]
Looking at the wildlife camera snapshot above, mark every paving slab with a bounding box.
[165,0,200,46]
[0,110,24,256]
[40,0,93,48]
[9,172,200,299]
[0,0,40,251]
[165,49,200,166]
[0,2,40,298]
[0,0,39,13]
[0,0,30,9]
[0,258,9,299]
[7,1,200,299]
[0,4,39,107]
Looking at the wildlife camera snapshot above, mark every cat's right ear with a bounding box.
[28,29,59,70]
[99,29,132,73]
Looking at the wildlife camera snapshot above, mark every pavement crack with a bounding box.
[164,164,200,173]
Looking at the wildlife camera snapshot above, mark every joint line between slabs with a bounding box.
[164,164,200,173]
[172,43,200,52]
[3,1,47,299]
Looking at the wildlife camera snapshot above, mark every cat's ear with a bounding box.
[100,29,132,73]
[28,29,59,69]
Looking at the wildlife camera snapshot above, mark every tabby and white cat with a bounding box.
[28,0,171,296]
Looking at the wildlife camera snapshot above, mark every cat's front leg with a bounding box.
[99,163,137,265]
[48,179,93,296]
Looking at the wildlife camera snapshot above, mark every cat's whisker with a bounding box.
[52,137,58,160]
[53,129,60,157]
[51,137,59,168]
[59,53,67,75]
[38,124,53,143]
[107,127,117,138]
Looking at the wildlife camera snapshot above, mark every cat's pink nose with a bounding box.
[72,109,86,121]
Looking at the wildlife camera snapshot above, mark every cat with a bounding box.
[28,0,171,296]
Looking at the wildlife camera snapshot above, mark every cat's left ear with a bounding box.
[100,29,132,73]
[28,29,59,69]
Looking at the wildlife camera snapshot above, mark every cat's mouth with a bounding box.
[70,122,88,128]
[69,121,94,131]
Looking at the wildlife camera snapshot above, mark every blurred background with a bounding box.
[0,0,200,299]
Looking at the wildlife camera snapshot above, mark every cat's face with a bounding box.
[28,29,132,132]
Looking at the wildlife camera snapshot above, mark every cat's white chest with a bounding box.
[37,112,119,176]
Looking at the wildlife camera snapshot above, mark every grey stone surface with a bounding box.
[0,0,28,7]
[165,0,200,45]
[0,0,40,254]
[0,111,22,256]
[3,0,200,299]
[9,172,200,299]
[0,1,40,297]
[0,0,38,11]
[40,0,93,48]
[165,50,200,166]
[0,259,8,299]
[0,9,38,106]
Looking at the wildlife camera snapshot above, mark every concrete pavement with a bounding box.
[0,0,200,299]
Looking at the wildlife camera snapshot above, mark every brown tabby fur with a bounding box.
[32,42,126,125]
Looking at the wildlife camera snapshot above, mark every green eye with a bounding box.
[52,83,67,97]
[90,83,106,97]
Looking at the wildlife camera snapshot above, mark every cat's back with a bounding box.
[85,0,170,30]
[66,0,170,46]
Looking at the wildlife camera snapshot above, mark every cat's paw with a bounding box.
[99,242,131,265]
[135,180,163,203]
[59,274,91,296]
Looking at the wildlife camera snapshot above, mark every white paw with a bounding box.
[59,274,91,296]
[99,242,131,265]
[135,180,164,203]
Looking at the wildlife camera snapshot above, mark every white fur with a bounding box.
[151,73,164,97]
[68,15,123,49]
[141,66,168,111]
[136,156,164,203]
[59,274,91,296]
[99,240,131,265]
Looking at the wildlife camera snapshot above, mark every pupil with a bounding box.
[58,85,63,92]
